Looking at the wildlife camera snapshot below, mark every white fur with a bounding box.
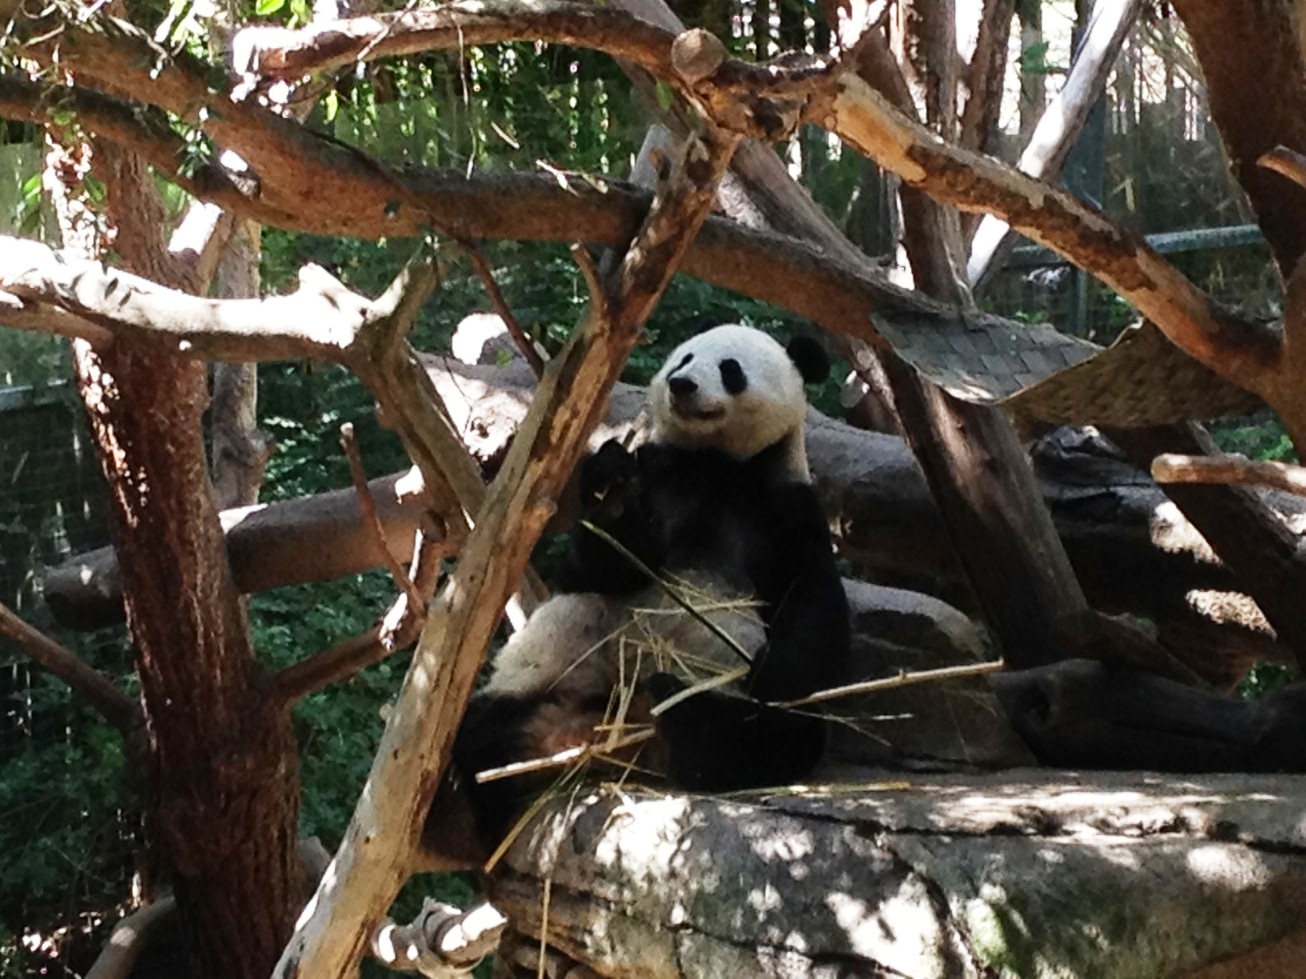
[483,573,765,701]
[485,324,809,704]
[649,325,810,480]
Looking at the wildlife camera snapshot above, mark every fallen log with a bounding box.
[486,769,1306,979]
[43,359,1302,686]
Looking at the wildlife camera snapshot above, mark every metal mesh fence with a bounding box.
[0,389,126,752]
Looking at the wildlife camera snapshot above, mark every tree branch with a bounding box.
[966,0,1144,287]
[0,75,300,231]
[1152,453,1306,499]
[234,0,674,81]
[0,602,140,733]
[85,898,177,979]
[1172,0,1306,276]
[339,423,424,613]
[273,126,738,978]
[272,528,447,704]
[458,242,545,378]
[958,0,1017,153]
[812,70,1284,391]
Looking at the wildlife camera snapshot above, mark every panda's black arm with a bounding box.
[746,482,851,703]
[560,441,667,595]
[645,674,829,791]
[650,483,848,792]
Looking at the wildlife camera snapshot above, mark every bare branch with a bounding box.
[0,238,373,361]
[86,898,177,979]
[273,528,447,703]
[959,0,1018,152]
[273,126,739,979]
[0,602,140,733]
[233,0,675,82]
[340,423,424,613]
[813,73,1283,390]
[775,659,1006,709]
[571,243,606,313]
[1152,453,1306,499]
[459,243,546,378]
[0,75,299,231]
[967,0,1144,287]
[1259,145,1306,192]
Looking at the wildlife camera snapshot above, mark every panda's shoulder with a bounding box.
[634,443,748,481]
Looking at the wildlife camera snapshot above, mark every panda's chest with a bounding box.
[650,476,766,580]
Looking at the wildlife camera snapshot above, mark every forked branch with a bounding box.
[0,602,140,733]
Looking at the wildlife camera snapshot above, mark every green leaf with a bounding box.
[256,0,286,15]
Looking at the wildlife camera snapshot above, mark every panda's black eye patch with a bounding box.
[674,353,694,371]
[720,358,747,394]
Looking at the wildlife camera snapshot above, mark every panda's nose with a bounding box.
[668,375,698,398]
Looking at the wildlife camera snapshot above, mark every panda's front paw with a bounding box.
[580,440,639,515]
[644,671,686,704]
[647,673,723,783]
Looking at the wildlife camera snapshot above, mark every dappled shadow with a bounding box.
[490,769,1306,977]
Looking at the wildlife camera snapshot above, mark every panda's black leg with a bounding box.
[647,676,827,791]
[451,694,545,846]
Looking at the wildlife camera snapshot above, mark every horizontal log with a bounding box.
[43,359,1302,685]
[490,769,1306,978]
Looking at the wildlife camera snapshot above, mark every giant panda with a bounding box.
[453,323,851,840]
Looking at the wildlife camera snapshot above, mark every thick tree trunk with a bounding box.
[867,11,1090,670]
[64,141,300,979]
[881,354,1090,667]
[76,340,300,979]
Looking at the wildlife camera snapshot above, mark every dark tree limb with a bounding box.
[458,242,545,378]
[0,602,140,733]
[958,0,1017,153]
[85,898,178,979]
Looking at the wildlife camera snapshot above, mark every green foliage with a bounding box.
[0,676,134,977]
[1017,40,1059,77]
[0,332,69,389]
[1236,662,1293,700]
[1208,413,1298,464]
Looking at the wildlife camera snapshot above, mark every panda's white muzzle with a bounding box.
[666,376,726,422]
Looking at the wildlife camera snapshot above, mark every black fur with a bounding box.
[570,441,849,788]
[454,439,849,835]
[452,328,848,841]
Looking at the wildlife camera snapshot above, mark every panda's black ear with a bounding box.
[787,335,830,384]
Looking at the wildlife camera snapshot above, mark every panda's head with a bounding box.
[648,324,829,475]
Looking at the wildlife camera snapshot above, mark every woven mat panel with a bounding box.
[873,311,1261,426]
[872,310,1096,402]
[1001,322,1261,426]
